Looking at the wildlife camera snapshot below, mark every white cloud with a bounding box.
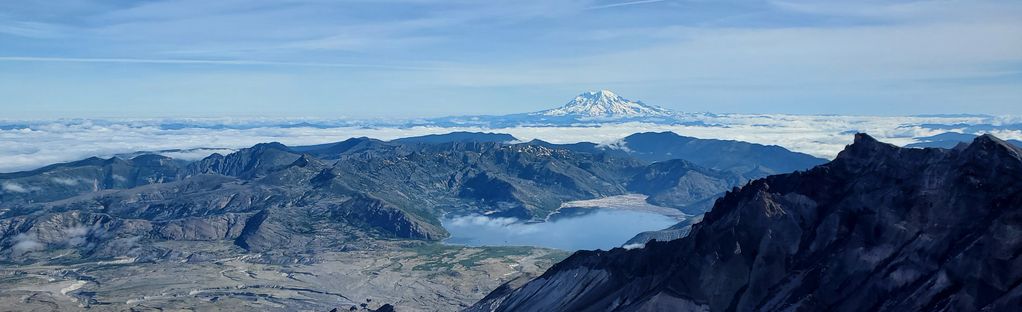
[11,233,44,254]
[0,56,440,71]
[0,115,1019,173]
[2,182,30,193]
[448,215,520,227]
[63,226,91,247]
[0,20,67,38]
[622,243,644,250]
[445,214,542,235]
[587,0,667,10]
[51,177,81,186]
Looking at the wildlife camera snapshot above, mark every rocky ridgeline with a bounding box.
[0,131,820,263]
[470,134,1022,312]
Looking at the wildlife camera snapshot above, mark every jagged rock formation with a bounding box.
[469,134,1022,312]
[185,142,300,178]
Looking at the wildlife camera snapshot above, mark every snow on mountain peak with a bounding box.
[538,90,673,118]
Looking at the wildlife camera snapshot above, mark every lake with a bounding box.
[441,207,679,251]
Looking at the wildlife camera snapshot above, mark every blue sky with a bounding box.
[1,0,1020,118]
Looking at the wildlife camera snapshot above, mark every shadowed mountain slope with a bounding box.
[618,132,827,178]
[469,134,1022,312]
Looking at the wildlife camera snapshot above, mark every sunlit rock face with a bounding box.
[470,134,1022,312]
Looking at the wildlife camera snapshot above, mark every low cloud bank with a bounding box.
[2,182,28,193]
[1,115,1019,173]
[444,215,541,236]
[11,233,44,254]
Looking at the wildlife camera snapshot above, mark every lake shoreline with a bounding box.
[555,194,689,221]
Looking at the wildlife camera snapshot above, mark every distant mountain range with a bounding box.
[906,132,1022,149]
[0,131,822,263]
[469,134,1022,312]
[390,131,517,144]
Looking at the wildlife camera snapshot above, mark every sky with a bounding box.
[1,0,1020,118]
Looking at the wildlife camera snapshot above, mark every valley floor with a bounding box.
[0,241,567,311]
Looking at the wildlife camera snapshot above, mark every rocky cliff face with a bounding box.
[185,142,301,178]
[469,134,1022,312]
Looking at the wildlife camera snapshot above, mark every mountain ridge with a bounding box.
[0,131,827,265]
[468,133,1022,311]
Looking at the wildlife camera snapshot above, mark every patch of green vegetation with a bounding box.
[412,259,456,272]
[402,243,463,271]
[405,244,532,271]
[458,246,536,265]
[400,243,568,272]
[535,250,571,265]
[406,242,464,255]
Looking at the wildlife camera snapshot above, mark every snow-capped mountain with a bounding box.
[419,89,700,127]
[534,90,673,119]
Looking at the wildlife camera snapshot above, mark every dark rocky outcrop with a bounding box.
[469,134,1022,312]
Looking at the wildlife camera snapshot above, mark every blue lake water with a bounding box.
[441,208,679,251]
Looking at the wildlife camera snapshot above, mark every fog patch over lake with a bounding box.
[442,208,679,251]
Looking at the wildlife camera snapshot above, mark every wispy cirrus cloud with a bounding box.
[0,56,444,71]
[587,0,668,10]
[0,20,67,38]
[0,0,1020,118]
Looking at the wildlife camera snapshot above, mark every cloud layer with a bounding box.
[1,114,1020,173]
